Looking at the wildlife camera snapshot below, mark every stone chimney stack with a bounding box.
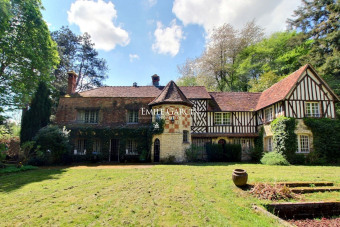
[67,71,77,94]
[152,74,160,87]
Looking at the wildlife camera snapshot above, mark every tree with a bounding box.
[51,26,108,94]
[0,0,59,108]
[237,31,312,91]
[177,21,264,91]
[287,0,340,115]
[20,81,52,144]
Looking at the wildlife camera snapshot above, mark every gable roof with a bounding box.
[76,85,210,99]
[149,81,193,107]
[209,92,261,111]
[255,64,309,110]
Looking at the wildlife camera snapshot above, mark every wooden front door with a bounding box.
[110,139,119,162]
[154,139,160,162]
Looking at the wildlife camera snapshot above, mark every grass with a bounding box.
[0,165,38,174]
[0,163,339,226]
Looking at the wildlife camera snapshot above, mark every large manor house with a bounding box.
[55,64,339,162]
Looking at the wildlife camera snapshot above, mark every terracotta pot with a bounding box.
[232,169,248,186]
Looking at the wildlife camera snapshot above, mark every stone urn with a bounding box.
[232,169,248,187]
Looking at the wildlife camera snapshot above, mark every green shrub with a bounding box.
[0,165,38,174]
[161,155,176,164]
[206,143,242,162]
[304,118,340,164]
[185,145,203,162]
[271,116,297,162]
[31,125,70,165]
[260,152,290,165]
[251,127,264,162]
[289,153,306,165]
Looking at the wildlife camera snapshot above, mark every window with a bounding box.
[297,135,310,153]
[214,112,231,125]
[126,140,138,155]
[183,130,189,143]
[128,110,139,123]
[267,137,273,152]
[75,139,87,155]
[265,107,273,122]
[77,109,99,123]
[306,102,320,117]
[93,139,101,154]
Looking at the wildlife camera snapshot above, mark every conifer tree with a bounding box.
[20,81,52,144]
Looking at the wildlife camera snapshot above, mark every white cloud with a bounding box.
[129,54,140,62]
[68,0,130,51]
[147,0,157,7]
[152,19,184,57]
[172,0,301,35]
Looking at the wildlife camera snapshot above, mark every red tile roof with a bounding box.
[149,81,193,107]
[76,85,210,99]
[209,92,261,111]
[255,64,308,110]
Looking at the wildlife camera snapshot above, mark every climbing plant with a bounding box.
[304,118,340,164]
[251,126,264,162]
[270,116,297,162]
[67,119,164,162]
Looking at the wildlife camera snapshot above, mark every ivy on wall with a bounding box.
[304,118,340,164]
[251,126,264,162]
[67,119,164,162]
[270,116,297,161]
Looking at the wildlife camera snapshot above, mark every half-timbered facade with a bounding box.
[55,64,339,162]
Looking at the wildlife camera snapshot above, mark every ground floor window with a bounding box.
[126,140,138,155]
[233,138,253,151]
[297,135,310,153]
[183,130,189,143]
[76,139,87,155]
[93,139,101,154]
[266,137,273,152]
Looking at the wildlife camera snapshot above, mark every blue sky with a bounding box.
[42,0,301,87]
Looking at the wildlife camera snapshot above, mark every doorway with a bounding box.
[110,139,119,162]
[154,139,160,162]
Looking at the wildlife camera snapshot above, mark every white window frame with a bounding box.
[267,137,273,152]
[128,110,139,123]
[126,140,138,155]
[265,107,273,122]
[75,139,87,155]
[305,102,320,117]
[92,139,101,154]
[77,109,99,124]
[297,134,310,153]
[214,112,231,125]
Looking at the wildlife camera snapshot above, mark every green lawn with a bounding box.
[0,164,339,226]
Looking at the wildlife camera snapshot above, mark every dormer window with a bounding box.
[265,107,273,122]
[128,110,139,123]
[306,102,320,117]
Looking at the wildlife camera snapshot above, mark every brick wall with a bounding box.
[55,96,154,127]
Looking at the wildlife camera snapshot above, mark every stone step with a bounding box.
[276,182,334,187]
[291,187,340,194]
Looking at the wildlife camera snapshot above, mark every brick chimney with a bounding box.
[67,71,77,94]
[152,74,160,86]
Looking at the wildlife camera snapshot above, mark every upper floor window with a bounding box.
[265,107,273,122]
[128,110,139,123]
[306,102,320,117]
[77,109,99,124]
[183,130,189,143]
[214,112,231,125]
[297,135,310,153]
[126,140,138,155]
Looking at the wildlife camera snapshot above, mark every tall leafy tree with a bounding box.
[287,0,340,115]
[0,0,59,108]
[237,31,312,91]
[177,21,264,91]
[51,26,108,94]
[20,81,51,144]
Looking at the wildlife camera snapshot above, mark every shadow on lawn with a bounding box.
[0,168,66,192]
